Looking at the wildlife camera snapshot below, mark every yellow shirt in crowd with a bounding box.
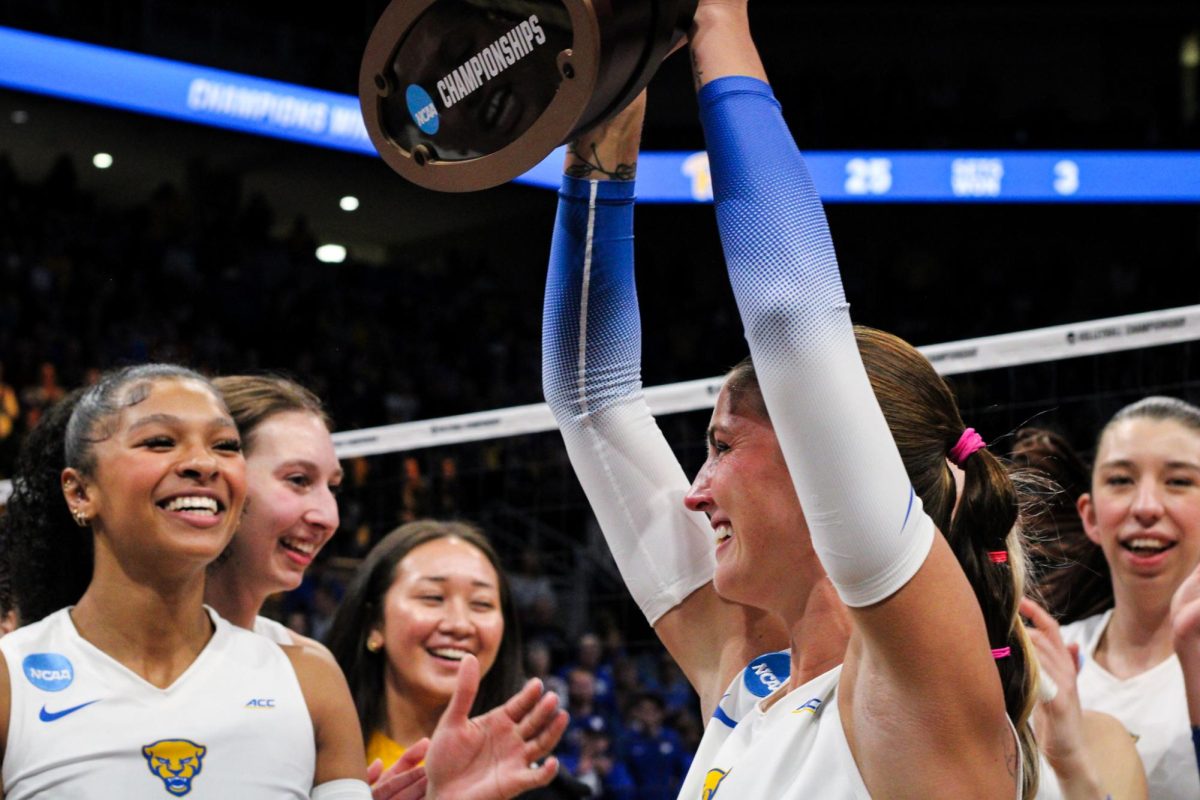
[366,730,407,770]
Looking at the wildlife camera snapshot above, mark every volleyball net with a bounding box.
[309,304,1200,649]
[1,304,1197,683]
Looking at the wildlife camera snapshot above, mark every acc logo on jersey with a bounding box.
[22,653,74,692]
[142,739,207,796]
[793,697,823,715]
[702,768,731,799]
[743,652,790,698]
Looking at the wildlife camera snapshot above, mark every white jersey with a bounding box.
[1060,610,1200,799]
[679,652,1023,800]
[1,607,316,799]
[254,615,297,646]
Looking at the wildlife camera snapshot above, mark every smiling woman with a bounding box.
[327,520,522,765]
[1049,397,1200,798]
[205,375,343,646]
[0,364,373,799]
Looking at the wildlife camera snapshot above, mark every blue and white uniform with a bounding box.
[1,607,316,799]
[679,654,863,799]
[544,75,1019,799]
[681,652,1021,800]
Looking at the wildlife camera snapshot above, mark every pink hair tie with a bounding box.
[949,428,987,467]
[987,551,1008,564]
[991,647,1011,660]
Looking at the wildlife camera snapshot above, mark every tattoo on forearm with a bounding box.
[565,142,636,180]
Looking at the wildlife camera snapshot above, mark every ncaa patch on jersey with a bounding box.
[743,652,790,698]
[23,653,74,692]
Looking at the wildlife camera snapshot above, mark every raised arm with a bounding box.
[542,93,786,717]
[691,4,1019,795]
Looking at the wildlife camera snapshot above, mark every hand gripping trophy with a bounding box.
[360,0,696,192]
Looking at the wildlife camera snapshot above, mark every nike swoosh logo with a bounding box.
[39,700,100,722]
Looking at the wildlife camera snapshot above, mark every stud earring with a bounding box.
[366,635,383,653]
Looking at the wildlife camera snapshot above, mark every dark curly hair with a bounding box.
[5,365,219,624]
[5,388,89,624]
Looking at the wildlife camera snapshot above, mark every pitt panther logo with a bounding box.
[702,768,730,799]
[142,739,207,796]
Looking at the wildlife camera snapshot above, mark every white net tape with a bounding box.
[2,303,1198,505]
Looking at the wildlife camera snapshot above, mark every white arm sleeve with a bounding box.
[542,177,716,625]
[311,778,372,800]
[699,77,935,607]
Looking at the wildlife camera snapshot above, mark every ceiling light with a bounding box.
[92,152,113,169]
[339,195,360,212]
[316,244,347,264]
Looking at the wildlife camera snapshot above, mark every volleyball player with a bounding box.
[205,375,341,648]
[0,365,567,799]
[0,364,368,798]
[1045,397,1200,797]
[542,2,1042,796]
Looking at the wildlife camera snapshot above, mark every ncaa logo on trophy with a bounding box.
[360,0,697,192]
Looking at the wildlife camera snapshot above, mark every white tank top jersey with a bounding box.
[254,615,297,646]
[1060,610,1200,799]
[678,652,1024,800]
[1,606,317,799]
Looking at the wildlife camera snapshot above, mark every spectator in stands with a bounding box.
[621,692,691,800]
[558,715,636,800]
[20,361,64,430]
[560,667,621,760]
[559,633,617,719]
[509,547,559,621]
[525,640,569,704]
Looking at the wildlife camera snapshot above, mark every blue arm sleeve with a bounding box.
[542,177,715,625]
[542,177,641,416]
[697,77,934,606]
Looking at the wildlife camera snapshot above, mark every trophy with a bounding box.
[360,0,697,192]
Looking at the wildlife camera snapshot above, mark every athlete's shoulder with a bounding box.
[0,608,73,659]
[1059,610,1109,648]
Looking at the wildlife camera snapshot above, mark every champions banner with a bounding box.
[2,26,1200,203]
